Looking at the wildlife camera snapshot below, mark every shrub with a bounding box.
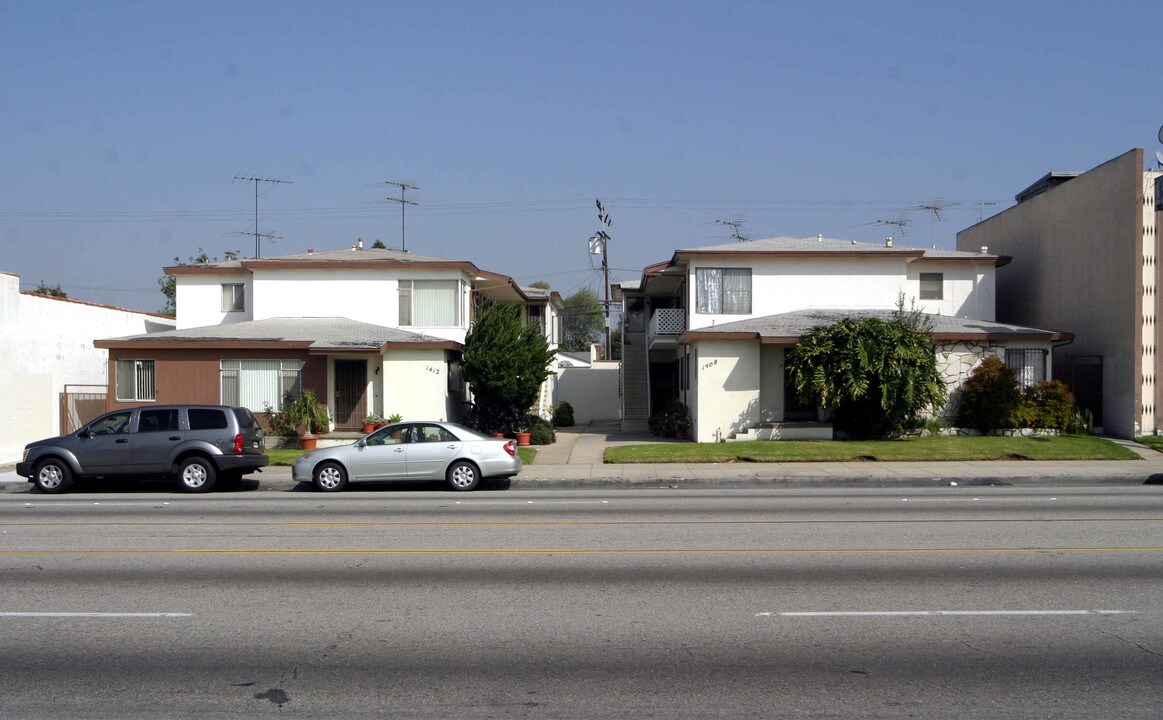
[1063,406,1093,435]
[958,356,1021,433]
[1021,380,1077,430]
[262,402,300,437]
[529,418,556,445]
[551,402,575,427]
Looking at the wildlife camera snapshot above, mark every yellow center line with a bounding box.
[1,547,1161,556]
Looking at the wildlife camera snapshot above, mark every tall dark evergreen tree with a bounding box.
[461,303,556,434]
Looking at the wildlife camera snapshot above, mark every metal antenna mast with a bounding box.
[714,218,749,241]
[233,175,292,258]
[854,216,910,237]
[908,198,960,248]
[973,201,997,223]
[382,181,419,251]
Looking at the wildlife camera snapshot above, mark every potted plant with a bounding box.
[385,413,403,425]
[668,401,691,440]
[285,389,330,451]
[362,415,382,433]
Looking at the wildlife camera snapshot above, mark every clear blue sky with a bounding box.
[2,1,1158,312]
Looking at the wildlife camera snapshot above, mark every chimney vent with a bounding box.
[885,236,894,248]
[817,234,823,242]
[307,248,313,255]
[357,238,364,250]
[980,246,989,254]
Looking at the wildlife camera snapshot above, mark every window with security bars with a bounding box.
[115,359,156,401]
[1005,348,1047,388]
[221,359,302,410]
[399,279,461,326]
[695,268,751,314]
[221,284,245,312]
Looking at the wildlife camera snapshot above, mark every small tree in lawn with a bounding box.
[786,303,947,439]
[462,303,555,435]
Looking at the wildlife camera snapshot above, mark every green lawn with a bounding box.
[265,446,538,466]
[1134,435,1163,453]
[603,435,1139,464]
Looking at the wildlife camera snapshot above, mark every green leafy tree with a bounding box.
[529,280,551,290]
[462,303,556,434]
[560,287,604,352]
[786,307,947,439]
[371,239,387,249]
[957,356,1022,432]
[157,248,239,317]
[34,280,68,298]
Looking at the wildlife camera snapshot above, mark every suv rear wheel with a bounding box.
[33,458,73,494]
[176,456,217,493]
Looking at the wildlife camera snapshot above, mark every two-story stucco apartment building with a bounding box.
[95,246,563,431]
[617,236,1069,443]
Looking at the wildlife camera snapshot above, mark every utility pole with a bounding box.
[382,181,418,251]
[595,199,612,361]
[233,176,291,258]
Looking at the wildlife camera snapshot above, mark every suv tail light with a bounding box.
[503,440,516,457]
[233,434,244,455]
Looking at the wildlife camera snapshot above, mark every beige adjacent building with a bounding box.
[957,148,1163,438]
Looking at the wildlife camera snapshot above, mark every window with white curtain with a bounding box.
[695,268,751,314]
[221,359,302,410]
[115,359,156,401]
[399,279,461,326]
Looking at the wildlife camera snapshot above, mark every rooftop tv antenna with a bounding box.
[381,181,419,252]
[907,198,961,248]
[233,175,292,258]
[974,201,997,223]
[854,216,910,237]
[713,218,749,241]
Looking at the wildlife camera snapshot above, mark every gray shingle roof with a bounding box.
[682,309,1067,340]
[103,317,456,349]
[181,248,462,270]
[678,236,995,260]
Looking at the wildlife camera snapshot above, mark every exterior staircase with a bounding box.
[727,422,833,441]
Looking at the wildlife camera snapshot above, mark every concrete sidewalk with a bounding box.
[4,420,1163,491]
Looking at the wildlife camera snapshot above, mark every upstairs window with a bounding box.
[527,304,545,335]
[399,280,461,326]
[919,273,944,300]
[115,359,156,401]
[221,283,245,312]
[696,268,751,314]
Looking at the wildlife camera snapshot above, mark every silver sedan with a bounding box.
[292,421,522,492]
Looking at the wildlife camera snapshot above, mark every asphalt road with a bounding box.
[1,487,1160,718]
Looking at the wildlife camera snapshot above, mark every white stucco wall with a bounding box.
[174,274,253,329]
[380,348,455,422]
[690,339,761,442]
[0,272,176,465]
[555,362,622,423]
[686,255,996,331]
[175,266,474,343]
[758,345,785,422]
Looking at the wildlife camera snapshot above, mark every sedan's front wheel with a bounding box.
[446,461,479,491]
[313,462,348,492]
[33,459,73,494]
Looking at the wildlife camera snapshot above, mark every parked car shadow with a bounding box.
[287,477,512,492]
[40,476,266,494]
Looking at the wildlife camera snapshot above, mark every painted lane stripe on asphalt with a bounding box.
[2,518,1161,527]
[0,612,191,618]
[0,547,1161,557]
[764,610,1138,617]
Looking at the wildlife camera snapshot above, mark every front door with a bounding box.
[333,360,368,430]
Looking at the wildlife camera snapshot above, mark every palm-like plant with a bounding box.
[285,389,330,436]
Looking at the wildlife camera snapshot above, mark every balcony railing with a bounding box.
[649,308,686,343]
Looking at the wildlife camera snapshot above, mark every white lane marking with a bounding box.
[900,498,1057,502]
[16,502,172,508]
[452,500,611,506]
[0,612,192,618]
[760,610,1136,617]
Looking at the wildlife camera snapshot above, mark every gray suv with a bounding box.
[17,405,269,494]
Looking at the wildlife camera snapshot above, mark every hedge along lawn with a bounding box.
[603,435,1140,464]
[265,446,539,466]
